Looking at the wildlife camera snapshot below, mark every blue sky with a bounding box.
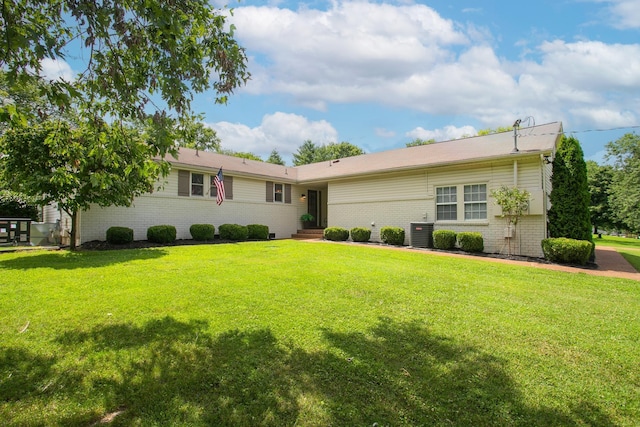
[44,0,640,165]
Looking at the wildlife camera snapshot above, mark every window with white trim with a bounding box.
[274,183,284,202]
[436,186,457,221]
[191,173,204,196]
[464,184,487,220]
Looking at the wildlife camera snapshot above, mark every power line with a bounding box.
[518,124,640,138]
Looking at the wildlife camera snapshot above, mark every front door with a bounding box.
[307,190,321,228]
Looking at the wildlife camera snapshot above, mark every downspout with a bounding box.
[541,154,548,239]
[513,159,519,254]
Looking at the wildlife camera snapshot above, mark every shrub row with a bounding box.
[106,223,270,245]
[433,230,484,253]
[541,237,593,265]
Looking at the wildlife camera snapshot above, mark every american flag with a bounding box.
[214,168,225,205]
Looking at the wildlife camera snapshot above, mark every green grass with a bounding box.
[1,241,639,426]
[594,234,640,271]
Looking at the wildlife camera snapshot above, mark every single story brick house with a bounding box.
[44,121,561,257]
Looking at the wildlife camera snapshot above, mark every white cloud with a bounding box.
[406,125,477,141]
[606,0,640,29]
[39,58,74,81]
[228,1,640,133]
[208,112,338,161]
[232,2,468,107]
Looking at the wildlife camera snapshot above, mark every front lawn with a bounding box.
[1,241,638,426]
[595,234,640,271]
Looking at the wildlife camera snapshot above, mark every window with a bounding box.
[436,186,457,221]
[274,183,284,202]
[191,173,204,196]
[464,184,487,220]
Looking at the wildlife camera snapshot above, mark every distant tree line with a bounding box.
[587,133,640,235]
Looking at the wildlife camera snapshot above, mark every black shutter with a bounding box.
[285,184,291,204]
[178,170,190,196]
[266,181,273,202]
[226,176,233,200]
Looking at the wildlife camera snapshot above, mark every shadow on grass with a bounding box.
[0,248,168,270]
[3,317,617,426]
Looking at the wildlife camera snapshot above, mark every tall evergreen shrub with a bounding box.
[548,136,592,243]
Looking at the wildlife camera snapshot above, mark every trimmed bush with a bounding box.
[457,232,484,253]
[106,226,134,244]
[433,229,457,250]
[219,223,248,241]
[380,226,405,246]
[147,225,176,244]
[247,224,269,240]
[350,227,371,242]
[190,224,215,241]
[541,237,593,265]
[323,227,349,241]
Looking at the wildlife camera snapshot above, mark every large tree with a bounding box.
[606,133,640,233]
[292,140,319,166]
[292,140,365,165]
[548,136,592,242]
[0,120,166,250]
[1,0,249,156]
[266,149,286,166]
[586,160,618,234]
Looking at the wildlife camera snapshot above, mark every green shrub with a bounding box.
[219,224,248,241]
[350,227,371,242]
[190,224,215,241]
[323,227,349,241]
[0,190,39,220]
[147,225,176,244]
[106,226,134,244]
[457,232,484,253]
[247,224,269,240]
[433,229,457,250]
[541,238,593,265]
[380,226,405,246]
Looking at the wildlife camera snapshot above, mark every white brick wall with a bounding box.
[78,170,305,243]
[327,159,547,257]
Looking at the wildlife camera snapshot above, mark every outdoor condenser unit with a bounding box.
[410,222,434,248]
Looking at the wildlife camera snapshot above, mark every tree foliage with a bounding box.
[606,133,640,233]
[266,149,285,166]
[0,121,166,249]
[292,140,365,165]
[1,0,249,156]
[0,190,39,220]
[218,149,264,162]
[586,160,618,233]
[406,138,435,147]
[548,136,592,242]
[178,119,221,154]
[292,140,318,166]
[477,126,513,136]
[490,185,530,256]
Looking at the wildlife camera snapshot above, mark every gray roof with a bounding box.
[296,121,562,183]
[167,149,298,182]
[168,121,562,184]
